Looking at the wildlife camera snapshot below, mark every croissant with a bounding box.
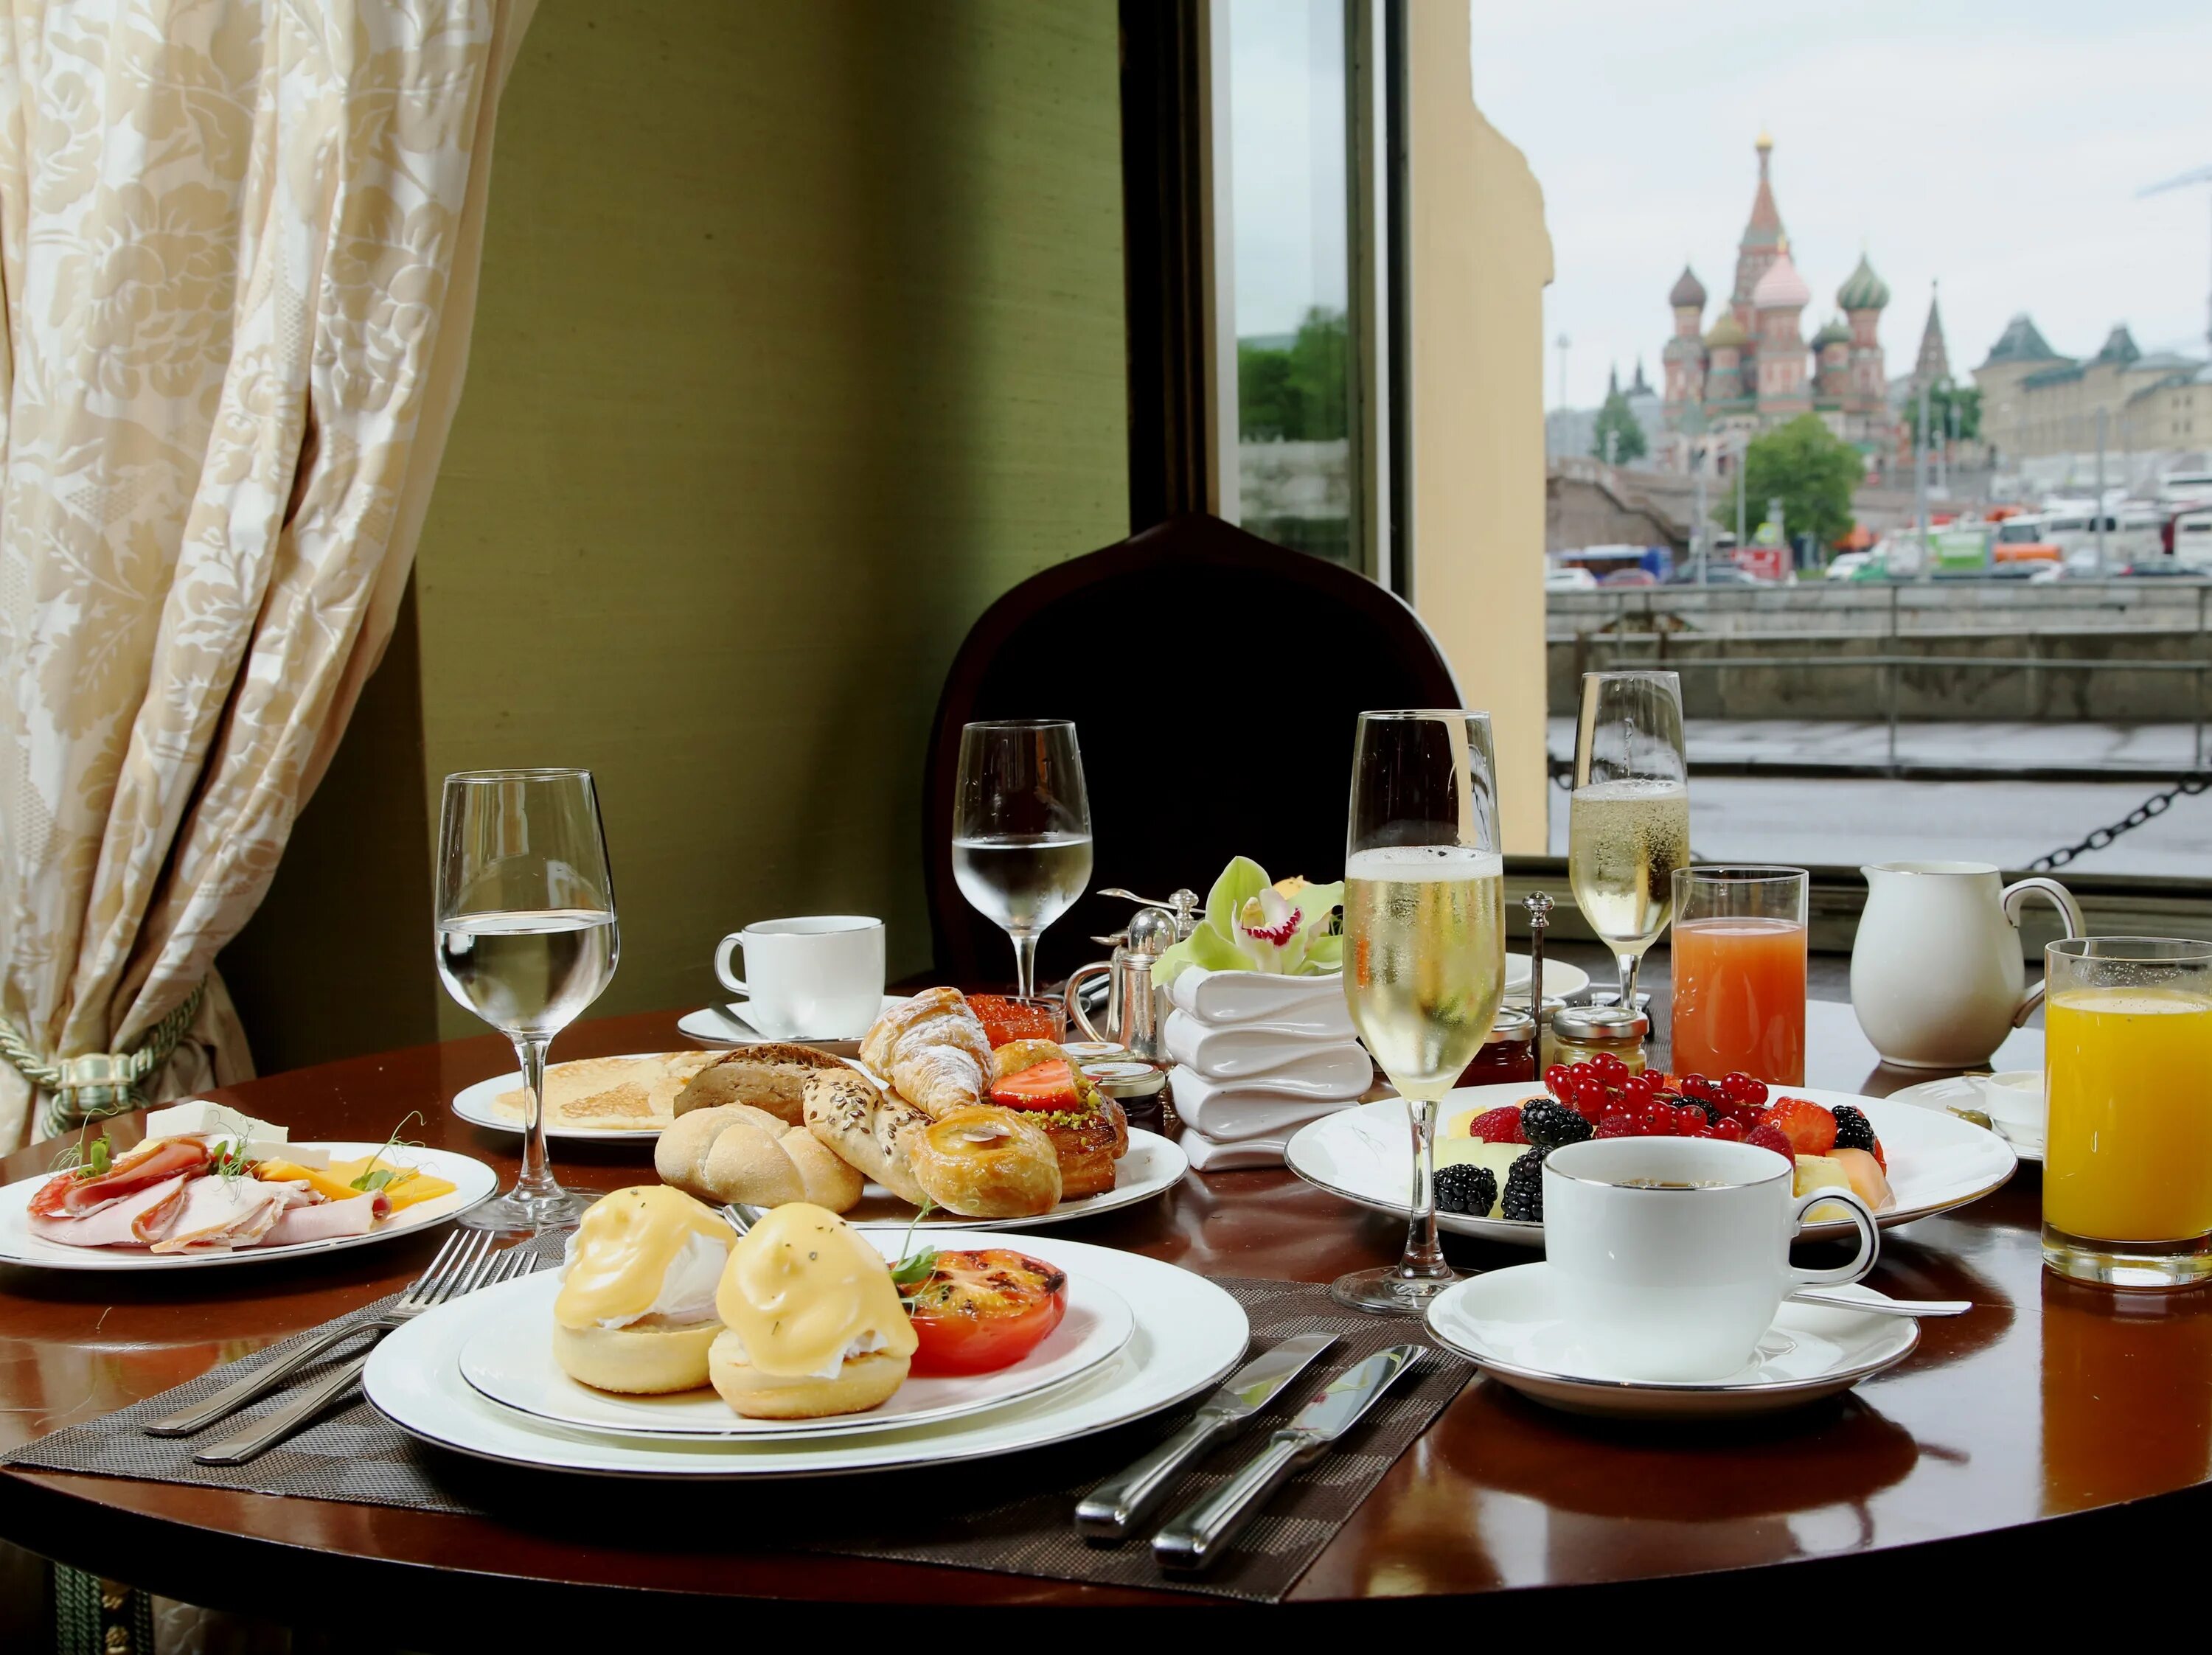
[859,986,994,1119]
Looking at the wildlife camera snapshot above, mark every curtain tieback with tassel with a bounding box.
[0,983,209,1139]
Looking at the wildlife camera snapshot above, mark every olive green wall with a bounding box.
[224,0,1129,1066]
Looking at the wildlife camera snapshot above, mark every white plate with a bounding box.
[678,995,908,1046]
[0,1143,495,1272]
[1285,1084,2017,1247]
[1886,1070,2045,1161]
[1506,953,1589,1003]
[452,1053,693,1142]
[457,1241,1133,1438]
[1426,1263,1918,1418]
[843,1128,1189,1230]
[365,1231,1249,1477]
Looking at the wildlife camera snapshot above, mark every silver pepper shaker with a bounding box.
[1524,891,1554,1070]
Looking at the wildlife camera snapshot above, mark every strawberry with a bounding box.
[987,1059,1082,1111]
[1760,1096,1837,1157]
[1745,1122,1794,1160]
[1467,1105,1528,1145]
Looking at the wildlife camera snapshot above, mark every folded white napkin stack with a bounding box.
[1165,968,1371,1168]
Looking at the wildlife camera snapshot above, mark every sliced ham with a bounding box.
[27,1173,194,1247]
[149,1175,301,1252]
[27,1137,211,1219]
[264,1196,382,1246]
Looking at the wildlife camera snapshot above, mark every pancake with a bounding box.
[490,1052,722,1131]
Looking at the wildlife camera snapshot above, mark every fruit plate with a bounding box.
[457,1246,1134,1438]
[1284,1084,2018,1248]
[365,1231,1248,1478]
[0,1143,495,1272]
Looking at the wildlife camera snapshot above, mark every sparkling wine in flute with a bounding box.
[1343,846,1508,1101]
[436,909,620,1041]
[1568,778,1690,952]
[951,833,1094,935]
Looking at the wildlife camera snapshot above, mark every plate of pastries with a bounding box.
[364,1185,1249,1478]
[654,988,1188,1229]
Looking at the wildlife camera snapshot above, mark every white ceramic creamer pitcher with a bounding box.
[1851,862,2083,1069]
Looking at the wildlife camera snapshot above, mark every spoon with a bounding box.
[719,1202,766,1236]
[1788,1289,1970,1318]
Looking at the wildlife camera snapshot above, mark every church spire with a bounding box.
[1912,281,1950,390]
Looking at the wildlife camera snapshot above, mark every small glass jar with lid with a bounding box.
[1547,1005,1650,1076]
[1457,1006,1538,1086]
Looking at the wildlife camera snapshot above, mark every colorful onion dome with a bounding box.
[1837,254,1891,312]
[1751,248,1811,310]
[1704,313,1749,349]
[1669,265,1707,310]
[1810,316,1852,350]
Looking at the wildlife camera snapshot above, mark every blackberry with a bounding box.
[1832,1105,1877,1153]
[1520,1095,1595,1151]
[1434,1163,1498,1218]
[1500,1148,1545,1222]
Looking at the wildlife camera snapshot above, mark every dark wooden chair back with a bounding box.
[924,514,1463,986]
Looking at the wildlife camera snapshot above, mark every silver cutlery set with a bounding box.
[146,1230,545,1466]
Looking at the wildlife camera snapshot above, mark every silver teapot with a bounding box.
[1064,888,1198,1063]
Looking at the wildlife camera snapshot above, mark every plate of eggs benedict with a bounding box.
[451,1187,1135,1438]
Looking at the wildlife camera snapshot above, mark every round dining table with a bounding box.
[1,972,2203,1629]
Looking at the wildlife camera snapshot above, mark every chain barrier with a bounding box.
[2029,774,2212,872]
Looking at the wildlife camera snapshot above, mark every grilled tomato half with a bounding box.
[903,1247,1069,1376]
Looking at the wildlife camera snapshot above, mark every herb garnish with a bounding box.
[53,1130,113,1179]
[349,1111,427,1194]
[889,1198,939,1305]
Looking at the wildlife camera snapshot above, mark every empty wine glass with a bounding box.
[952,720,1093,997]
[435,769,619,1232]
[1337,711,1506,1314]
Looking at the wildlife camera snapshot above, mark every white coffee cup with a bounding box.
[712,916,885,1039]
[1542,1137,1879,1382]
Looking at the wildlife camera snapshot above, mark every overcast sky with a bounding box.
[1470,0,2212,409]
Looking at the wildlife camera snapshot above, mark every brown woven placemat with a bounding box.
[4,1241,1469,1603]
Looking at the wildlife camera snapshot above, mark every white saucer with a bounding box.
[458,1250,1133,1438]
[1425,1263,1919,1418]
[678,995,906,1046]
[1885,1070,2045,1161]
[1506,953,1589,1003]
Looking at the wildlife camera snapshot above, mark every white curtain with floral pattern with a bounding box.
[0,0,535,1146]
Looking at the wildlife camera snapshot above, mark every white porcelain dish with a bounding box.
[1505,953,1590,1003]
[365,1231,1249,1478]
[451,1054,674,1142]
[842,1129,1189,1230]
[458,1257,1133,1438]
[1427,1264,1918,1418]
[1886,1070,2045,1161]
[1284,1084,2017,1247]
[678,995,907,1047]
[0,1143,495,1272]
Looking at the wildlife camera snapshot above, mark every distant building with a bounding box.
[1972,315,2207,460]
[1660,132,1896,470]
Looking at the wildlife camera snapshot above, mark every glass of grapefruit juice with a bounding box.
[1668,866,1808,1086]
[2043,936,2212,1289]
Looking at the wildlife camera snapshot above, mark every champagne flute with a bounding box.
[952,720,1093,997]
[435,768,619,1232]
[1568,670,1688,1014]
[1337,710,1506,1314]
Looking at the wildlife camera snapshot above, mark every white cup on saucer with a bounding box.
[712,916,885,1039]
[1543,1137,1879,1383]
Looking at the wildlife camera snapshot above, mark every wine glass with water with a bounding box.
[1568,670,1689,1014]
[1337,710,1506,1314]
[952,720,1093,997]
[435,768,619,1232]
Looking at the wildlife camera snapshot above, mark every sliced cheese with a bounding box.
[324,1156,458,1211]
[145,1100,288,1145]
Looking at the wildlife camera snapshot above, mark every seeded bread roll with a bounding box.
[803,1069,931,1206]
[674,1043,849,1126]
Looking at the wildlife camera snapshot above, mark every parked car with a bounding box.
[1599,568,1659,587]
[1825,552,1875,581]
[2171,507,2212,571]
[1545,565,1598,592]
[1665,561,1760,585]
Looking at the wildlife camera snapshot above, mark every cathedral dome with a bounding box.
[1810,317,1851,350]
[1751,248,1810,310]
[1669,265,1707,310]
[1837,254,1890,312]
[1704,313,1748,349]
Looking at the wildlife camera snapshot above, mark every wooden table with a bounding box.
[1,983,2199,1631]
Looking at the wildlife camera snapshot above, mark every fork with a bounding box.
[147,1231,497,1438]
[189,1241,540,1467]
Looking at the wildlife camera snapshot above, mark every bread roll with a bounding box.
[803,1069,931,1206]
[911,1106,1061,1218]
[778,1122,866,1210]
[655,1103,860,1213]
[708,1333,909,1420]
[674,1043,847,1125]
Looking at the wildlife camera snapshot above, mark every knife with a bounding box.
[1152,1343,1423,1572]
[1074,1332,1338,1539]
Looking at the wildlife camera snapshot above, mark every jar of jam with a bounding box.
[1457,1006,1538,1086]
[1547,1005,1650,1076]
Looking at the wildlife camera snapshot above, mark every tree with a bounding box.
[1590,386,1647,464]
[1899,380,1982,445]
[1718,414,1860,548]
[1237,307,1350,442]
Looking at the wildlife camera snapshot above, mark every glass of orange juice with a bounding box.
[2043,936,2212,1289]
[1668,866,1808,1084]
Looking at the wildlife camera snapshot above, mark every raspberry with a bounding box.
[1595,1113,1637,1139]
[1745,1122,1793,1160]
[1521,1096,1596,1151]
[1434,1163,1498,1218]
[1467,1105,1528,1145]
[1762,1096,1839,1157]
[1500,1149,1544,1222]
